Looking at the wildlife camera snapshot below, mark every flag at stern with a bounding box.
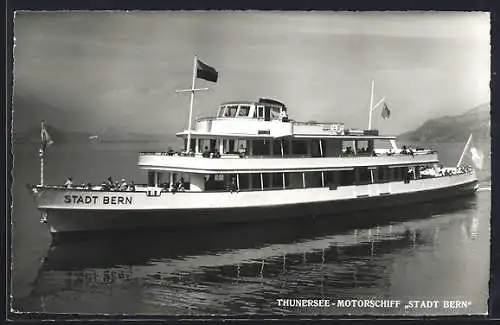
[196,59,218,83]
[381,102,391,120]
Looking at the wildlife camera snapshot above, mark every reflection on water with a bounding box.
[20,194,489,315]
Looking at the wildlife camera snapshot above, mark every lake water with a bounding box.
[10,141,491,316]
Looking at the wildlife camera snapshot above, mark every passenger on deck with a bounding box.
[177,178,186,192]
[213,150,221,158]
[119,178,128,191]
[64,177,74,188]
[105,176,114,189]
[202,146,210,158]
[279,110,289,122]
[81,181,92,190]
[167,147,175,156]
[228,178,239,193]
[128,181,136,192]
[238,144,246,158]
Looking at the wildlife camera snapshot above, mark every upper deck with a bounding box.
[138,151,439,174]
[176,98,395,140]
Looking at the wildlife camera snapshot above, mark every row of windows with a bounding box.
[149,166,432,191]
[188,138,374,157]
[204,166,422,191]
[216,104,285,120]
[217,105,253,118]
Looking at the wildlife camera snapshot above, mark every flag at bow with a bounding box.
[41,121,54,151]
[381,102,391,119]
[196,59,218,83]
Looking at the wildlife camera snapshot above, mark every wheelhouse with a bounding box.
[216,98,288,121]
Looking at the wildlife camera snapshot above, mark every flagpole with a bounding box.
[368,79,374,130]
[39,121,45,186]
[456,133,473,168]
[186,55,197,153]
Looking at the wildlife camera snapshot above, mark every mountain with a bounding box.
[13,124,175,145]
[397,103,490,144]
[13,124,92,144]
[12,93,175,143]
[12,93,90,134]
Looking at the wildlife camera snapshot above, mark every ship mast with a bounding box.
[39,120,45,186]
[175,55,209,153]
[367,80,385,130]
[456,133,473,168]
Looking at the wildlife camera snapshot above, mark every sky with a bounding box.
[12,11,490,136]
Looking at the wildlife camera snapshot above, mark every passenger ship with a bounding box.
[29,60,478,234]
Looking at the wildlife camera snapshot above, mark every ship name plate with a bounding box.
[64,195,133,205]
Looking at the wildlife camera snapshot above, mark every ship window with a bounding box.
[285,172,303,189]
[237,105,251,117]
[305,172,322,188]
[217,106,226,117]
[223,174,238,190]
[282,139,291,155]
[253,140,269,156]
[148,171,155,186]
[251,173,262,190]
[272,140,281,156]
[292,140,308,156]
[257,106,265,119]
[378,167,390,183]
[392,167,409,182]
[272,173,284,189]
[311,140,322,157]
[415,166,422,179]
[356,168,372,185]
[357,141,369,155]
[226,105,238,117]
[339,170,355,186]
[235,140,247,154]
[270,107,281,120]
[238,174,250,190]
[324,171,335,186]
[205,174,225,191]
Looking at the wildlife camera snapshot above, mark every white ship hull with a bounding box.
[30,173,478,235]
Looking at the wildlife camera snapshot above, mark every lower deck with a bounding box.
[35,174,478,234]
[33,171,477,211]
[142,165,472,193]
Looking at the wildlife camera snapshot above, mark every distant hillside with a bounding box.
[13,124,175,144]
[96,127,174,143]
[12,93,90,134]
[13,124,92,144]
[397,103,490,144]
[12,93,176,144]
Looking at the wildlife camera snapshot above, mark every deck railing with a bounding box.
[35,168,474,194]
[138,151,437,159]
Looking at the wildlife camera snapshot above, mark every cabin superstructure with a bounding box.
[138,98,441,193]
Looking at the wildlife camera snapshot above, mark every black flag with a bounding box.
[196,59,218,83]
[381,102,391,119]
